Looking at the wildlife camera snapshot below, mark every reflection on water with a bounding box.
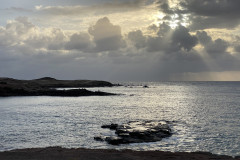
[0,82,240,156]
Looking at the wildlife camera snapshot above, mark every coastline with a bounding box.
[0,147,239,160]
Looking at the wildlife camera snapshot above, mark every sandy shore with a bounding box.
[0,147,239,160]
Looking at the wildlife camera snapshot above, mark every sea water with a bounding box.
[0,82,239,157]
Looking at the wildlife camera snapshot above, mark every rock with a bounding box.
[0,81,7,85]
[96,120,172,145]
[101,124,118,130]
[94,136,105,141]
[105,137,125,145]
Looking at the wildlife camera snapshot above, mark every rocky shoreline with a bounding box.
[0,147,238,160]
[0,77,115,97]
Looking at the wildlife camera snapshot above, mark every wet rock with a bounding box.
[97,120,172,145]
[94,136,105,141]
[101,124,118,130]
[105,137,125,145]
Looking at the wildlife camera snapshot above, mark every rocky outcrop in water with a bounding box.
[94,121,172,145]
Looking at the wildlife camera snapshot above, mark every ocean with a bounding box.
[0,81,239,157]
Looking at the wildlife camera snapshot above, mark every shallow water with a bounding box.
[0,82,240,156]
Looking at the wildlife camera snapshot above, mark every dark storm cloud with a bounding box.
[195,31,240,72]
[129,23,197,53]
[157,0,174,15]
[188,14,240,30]
[181,0,240,17]
[195,31,211,46]
[171,25,198,51]
[157,0,240,30]
[88,17,126,52]
[126,22,207,75]
[126,21,240,78]
[184,0,240,30]
[128,30,147,49]
[196,31,229,56]
[205,39,228,55]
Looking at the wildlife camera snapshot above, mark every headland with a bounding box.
[0,77,115,97]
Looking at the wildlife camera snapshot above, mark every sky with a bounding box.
[0,0,240,81]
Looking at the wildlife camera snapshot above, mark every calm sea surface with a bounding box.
[0,82,239,156]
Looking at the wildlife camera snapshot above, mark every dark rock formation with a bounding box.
[101,124,118,130]
[0,77,116,97]
[0,87,115,97]
[94,121,172,145]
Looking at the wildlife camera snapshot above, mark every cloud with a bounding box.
[195,31,240,73]
[88,17,126,52]
[65,33,92,51]
[184,0,240,30]
[171,25,198,51]
[35,0,148,16]
[1,15,240,81]
[205,39,228,54]
[0,16,127,54]
[126,22,207,77]
[6,17,35,34]
[157,0,240,30]
[233,36,240,53]
[126,22,240,78]
[4,7,32,13]
[195,31,211,46]
[0,17,69,55]
[181,0,240,17]
[129,23,197,53]
[157,0,174,15]
[188,15,240,31]
[196,31,229,55]
[145,23,172,52]
[128,30,146,49]
[0,17,36,49]
[234,45,240,53]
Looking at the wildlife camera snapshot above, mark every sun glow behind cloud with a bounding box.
[31,2,160,34]
[172,71,240,81]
